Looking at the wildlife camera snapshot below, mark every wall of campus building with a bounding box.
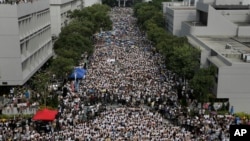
[17,0,50,18]
[218,10,250,23]
[165,8,174,34]
[165,8,196,37]
[0,0,52,86]
[196,0,210,12]
[217,64,250,113]
[50,0,82,37]
[181,6,250,37]
[183,6,238,36]
[50,0,72,5]
[73,0,82,10]
[186,34,211,67]
[0,5,23,85]
[83,0,101,7]
[162,2,184,14]
[238,26,250,37]
[215,0,250,5]
[50,5,61,36]
[173,10,196,36]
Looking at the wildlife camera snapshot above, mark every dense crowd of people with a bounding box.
[0,7,240,141]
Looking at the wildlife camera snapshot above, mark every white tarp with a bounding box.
[107,59,115,63]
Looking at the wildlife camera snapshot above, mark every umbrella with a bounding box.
[33,108,58,121]
[69,68,86,79]
[230,106,234,115]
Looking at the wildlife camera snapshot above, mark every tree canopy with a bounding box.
[51,4,112,78]
[189,66,217,103]
[133,0,215,104]
[167,43,200,80]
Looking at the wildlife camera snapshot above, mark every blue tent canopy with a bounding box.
[75,68,86,75]
[69,68,86,79]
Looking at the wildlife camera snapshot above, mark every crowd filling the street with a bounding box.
[0,7,247,141]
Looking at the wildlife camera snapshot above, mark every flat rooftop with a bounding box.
[213,5,250,10]
[234,22,250,26]
[171,7,196,10]
[196,36,250,63]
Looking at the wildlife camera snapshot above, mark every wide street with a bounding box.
[0,7,232,141]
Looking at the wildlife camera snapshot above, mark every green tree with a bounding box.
[145,22,168,44]
[167,43,200,80]
[136,5,158,28]
[189,66,216,103]
[102,0,117,7]
[50,56,74,79]
[150,11,165,28]
[54,33,93,58]
[133,2,148,17]
[150,0,171,10]
[70,4,112,32]
[60,20,94,38]
[156,38,174,58]
[30,72,51,106]
[54,48,80,64]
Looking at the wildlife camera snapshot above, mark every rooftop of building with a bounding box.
[233,22,250,26]
[195,36,250,63]
[171,6,196,10]
[213,5,250,10]
[0,0,35,5]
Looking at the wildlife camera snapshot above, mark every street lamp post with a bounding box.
[123,0,126,7]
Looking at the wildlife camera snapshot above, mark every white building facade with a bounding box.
[83,0,101,7]
[163,0,250,113]
[50,0,83,37]
[0,0,53,86]
[50,0,102,37]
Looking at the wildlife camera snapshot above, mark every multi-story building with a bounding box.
[84,0,101,7]
[50,0,83,37]
[163,0,250,113]
[0,0,53,86]
[50,0,102,37]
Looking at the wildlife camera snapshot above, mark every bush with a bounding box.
[235,112,250,119]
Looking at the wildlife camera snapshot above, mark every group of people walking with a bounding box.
[0,7,234,141]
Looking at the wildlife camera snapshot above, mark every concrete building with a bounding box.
[163,0,250,113]
[84,0,101,7]
[0,0,53,86]
[163,0,198,36]
[50,0,102,37]
[143,0,152,2]
[50,0,83,37]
